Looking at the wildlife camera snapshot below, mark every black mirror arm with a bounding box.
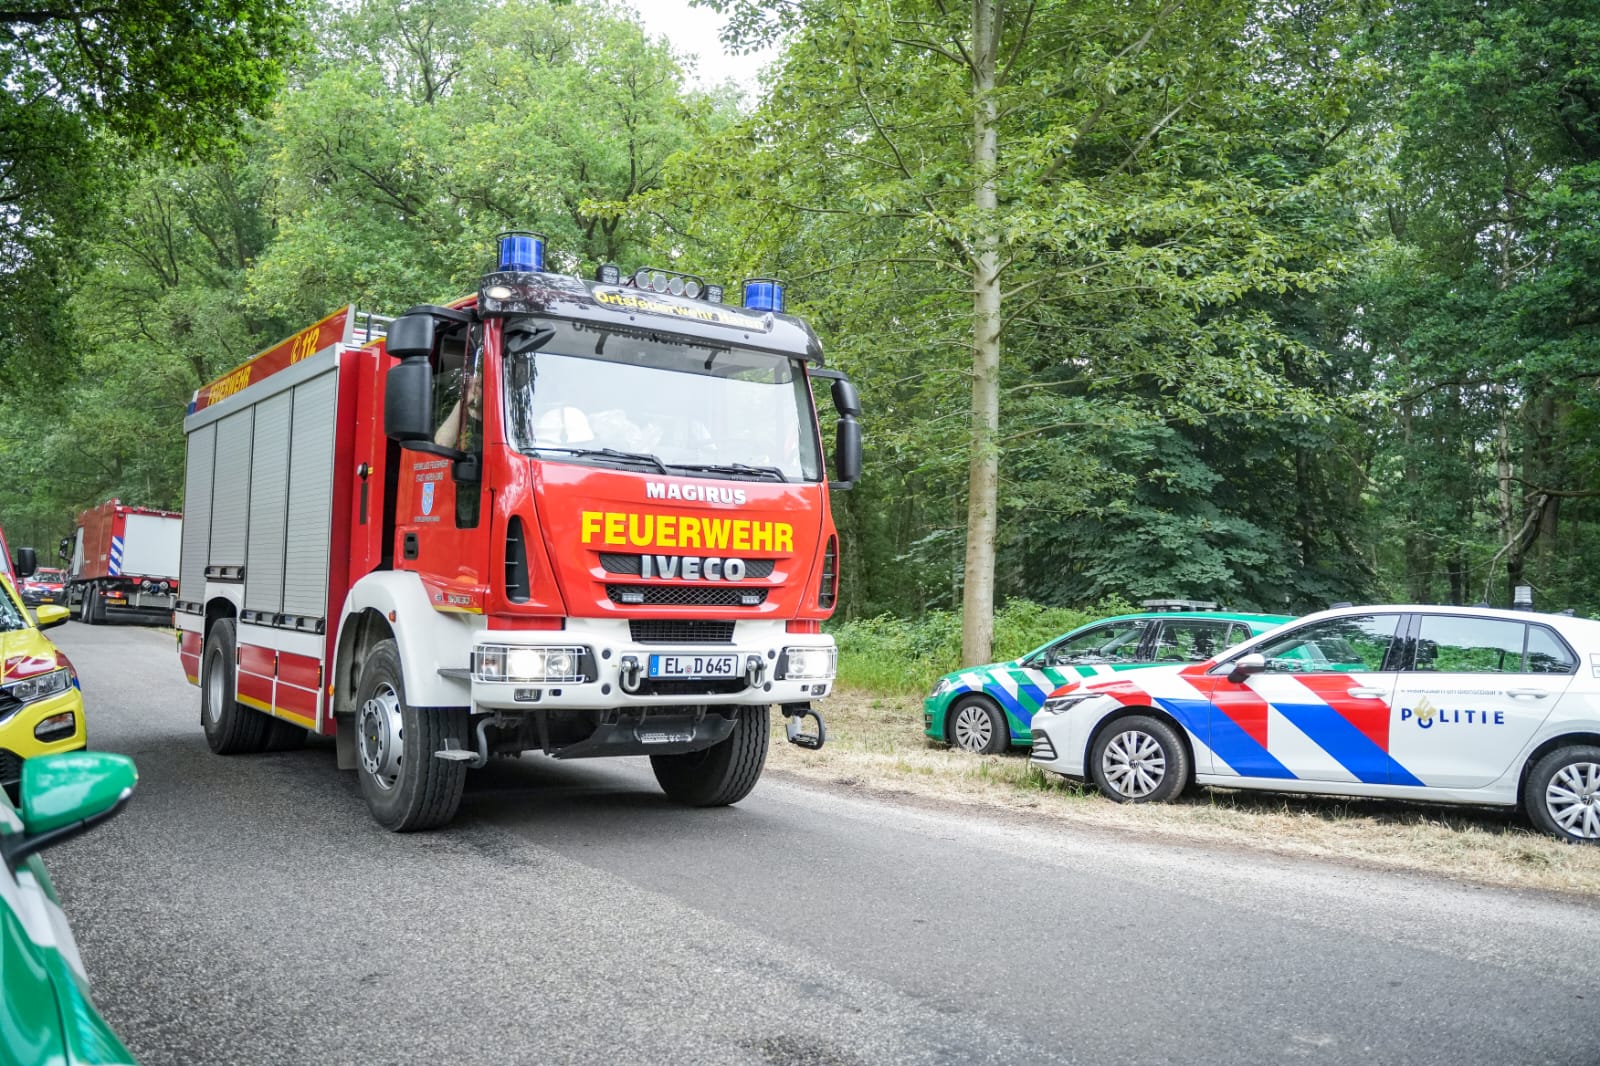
[2,793,131,869]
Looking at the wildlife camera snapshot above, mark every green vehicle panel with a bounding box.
[1,753,138,1066]
[924,611,1293,750]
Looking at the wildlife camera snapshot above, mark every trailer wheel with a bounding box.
[200,618,269,754]
[650,706,769,807]
[354,639,468,832]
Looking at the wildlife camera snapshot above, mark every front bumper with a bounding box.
[0,687,87,786]
[1028,710,1089,778]
[923,694,949,742]
[467,620,837,712]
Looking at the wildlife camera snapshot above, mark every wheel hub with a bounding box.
[1545,761,1600,840]
[953,705,993,751]
[358,684,405,791]
[1103,730,1166,799]
[204,650,225,724]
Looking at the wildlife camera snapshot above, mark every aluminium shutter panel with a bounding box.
[180,423,216,596]
[282,371,337,618]
[245,391,293,615]
[209,410,254,568]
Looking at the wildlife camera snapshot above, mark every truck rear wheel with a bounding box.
[650,706,769,807]
[201,618,270,754]
[354,639,468,832]
[82,586,101,625]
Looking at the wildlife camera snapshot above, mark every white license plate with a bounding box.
[648,653,740,679]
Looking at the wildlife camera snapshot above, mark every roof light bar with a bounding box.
[630,266,707,300]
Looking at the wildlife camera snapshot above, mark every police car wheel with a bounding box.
[1524,745,1600,844]
[354,639,468,832]
[949,696,1009,754]
[200,618,270,755]
[1090,715,1188,804]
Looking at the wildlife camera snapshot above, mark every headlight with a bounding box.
[929,676,957,699]
[1039,692,1099,716]
[3,668,71,705]
[778,646,836,681]
[474,645,590,683]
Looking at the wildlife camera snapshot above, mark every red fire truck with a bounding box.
[176,235,861,830]
[65,500,183,624]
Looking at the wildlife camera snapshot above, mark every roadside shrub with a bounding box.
[832,597,1133,695]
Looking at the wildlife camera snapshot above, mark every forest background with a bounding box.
[2,0,1598,668]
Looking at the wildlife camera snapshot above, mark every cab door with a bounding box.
[1202,613,1409,785]
[1388,615,1575,788]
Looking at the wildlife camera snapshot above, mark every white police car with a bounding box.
[1028,604,1600,842]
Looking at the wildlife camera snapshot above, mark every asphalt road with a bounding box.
[38,622,1600,1066]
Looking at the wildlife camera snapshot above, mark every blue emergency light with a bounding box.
[498,231,545,272]
[742,278,785,313]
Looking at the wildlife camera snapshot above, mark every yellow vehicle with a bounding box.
[0,570,86,794]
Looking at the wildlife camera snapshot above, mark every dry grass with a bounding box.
[766,690,1600,897]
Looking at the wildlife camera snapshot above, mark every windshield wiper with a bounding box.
[534,446,668,473]
[671,462,788,482]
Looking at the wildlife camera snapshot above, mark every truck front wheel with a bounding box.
[650,706,769,807]
[354,639,468,832]
[201,618,269,754]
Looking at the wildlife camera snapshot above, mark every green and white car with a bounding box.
[925,610,1292,753]
[2,751,138,1066]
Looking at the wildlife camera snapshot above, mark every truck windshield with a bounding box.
[501,318,823,481]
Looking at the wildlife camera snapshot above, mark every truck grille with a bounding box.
[629,621,736,644]
[633,678,750,697]
[600,554,775,579]
[607,585,768,607]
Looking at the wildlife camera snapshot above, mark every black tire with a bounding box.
[82,586,100,625]
[354,639,468,832]
[947,695,1010,754]
[1523,745,1600,844]
[651,706,769,807]
[1089,714,1190,804]
[263,717,309,752]
[200,618,270,754]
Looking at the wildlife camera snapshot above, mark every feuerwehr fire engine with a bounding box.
[176,234,861,830]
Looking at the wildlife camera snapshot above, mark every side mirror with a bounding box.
[34,605,69,631]
[14,548,36,579]
[2,752,137,869]
[830,377,862,489]
[1226,652,1267,685]
[57,537,71,561]
[384,358,436,444]
[386,311,440,361]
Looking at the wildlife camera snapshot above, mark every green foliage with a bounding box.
[833,598,1132,693]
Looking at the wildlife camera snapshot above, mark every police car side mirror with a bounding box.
[1226,653,1267,685]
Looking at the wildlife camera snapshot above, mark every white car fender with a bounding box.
[338,571,481,707]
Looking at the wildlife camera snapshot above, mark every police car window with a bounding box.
[1255,614,1399,673]
[1048,620,1147,665]
[1411,616,1528,673]
[1154,621,1228,662]
[1525,625,1577,675]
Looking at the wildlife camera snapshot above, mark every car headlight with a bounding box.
[1038,692,1100,716]
[3,667,71,705]
[474,645,590,683]
[929,676,957,699]
[778,646,836,681]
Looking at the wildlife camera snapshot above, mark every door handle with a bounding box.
[1506,688,1549,699]
[1347,687,1388,699]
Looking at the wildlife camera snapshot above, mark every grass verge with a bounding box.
[765,690,1600,897]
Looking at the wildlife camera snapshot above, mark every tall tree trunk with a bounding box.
[962,0,1002,665]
